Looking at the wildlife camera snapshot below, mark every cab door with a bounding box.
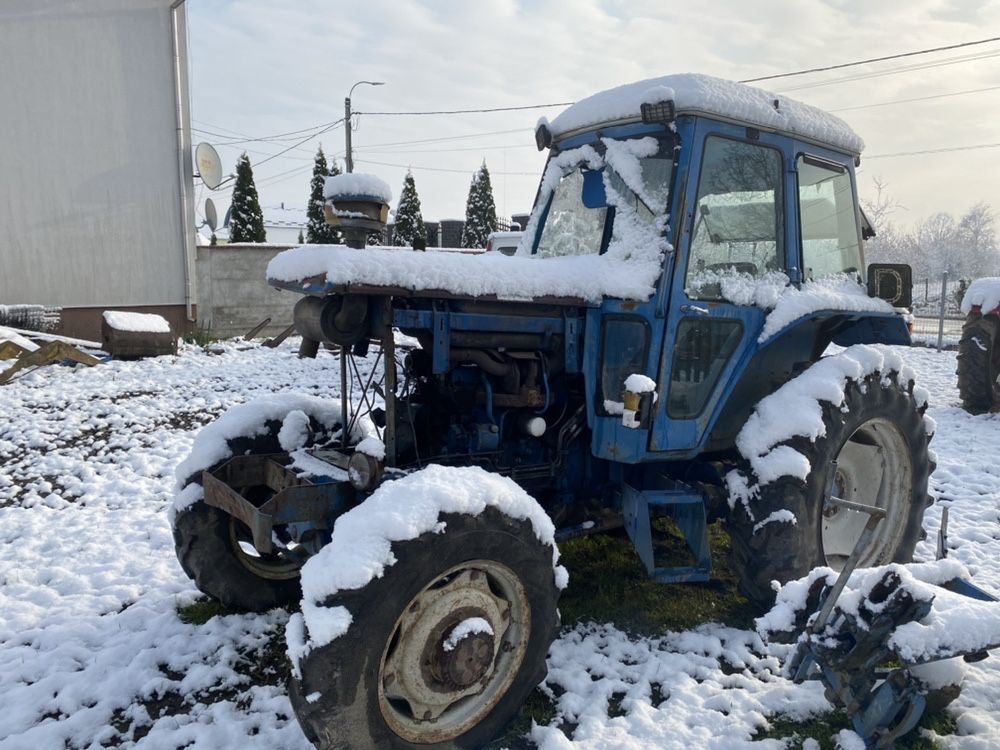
[650,121,792,454]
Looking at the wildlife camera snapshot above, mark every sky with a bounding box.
[186,0,1000,235]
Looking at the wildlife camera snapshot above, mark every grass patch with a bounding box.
[555,521,757,635]
[177,599,231,625]
[759,710,954,749]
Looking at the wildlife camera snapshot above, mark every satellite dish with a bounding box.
[223,205,232,229]
[204,198,218,231]
[195,142,223,190]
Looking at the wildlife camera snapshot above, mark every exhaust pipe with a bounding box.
[294,295,371,347]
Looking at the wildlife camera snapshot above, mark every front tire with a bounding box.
[172,397,352,611]
[957,315,1000,414]
[728,368,933,609]
[288,507,560,750]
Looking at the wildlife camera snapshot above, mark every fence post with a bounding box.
[936,271,949,352]
[924,278,929,304]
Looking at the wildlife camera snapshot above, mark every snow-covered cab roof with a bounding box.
[543,73,864,156]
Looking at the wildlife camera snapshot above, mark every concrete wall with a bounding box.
[0,0,194,313]
[196,244,296,339]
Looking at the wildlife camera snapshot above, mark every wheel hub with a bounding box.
[378,561,530,743]
[434,630,496,689]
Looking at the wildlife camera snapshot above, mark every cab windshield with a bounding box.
[533,135,674,258]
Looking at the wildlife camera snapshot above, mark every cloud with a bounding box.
[187,0,1000,233]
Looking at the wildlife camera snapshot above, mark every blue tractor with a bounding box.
[172,74,933,748]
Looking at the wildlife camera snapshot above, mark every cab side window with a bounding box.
[686,137,784,300]
[797,156,862,280]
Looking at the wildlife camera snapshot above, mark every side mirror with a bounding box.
[867,263,912,308]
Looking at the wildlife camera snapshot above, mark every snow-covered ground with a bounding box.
[1,341,998,749]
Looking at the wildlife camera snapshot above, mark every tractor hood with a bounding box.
[266,243,658,305]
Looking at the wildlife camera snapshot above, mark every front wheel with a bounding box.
[289,506,561,750]
[171,395,361,611]
[727,358,933,609]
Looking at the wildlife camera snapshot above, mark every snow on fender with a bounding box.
[724,344,934,608]
[287,464,568,677]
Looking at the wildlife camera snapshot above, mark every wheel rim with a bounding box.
[821,417,912,569]
[377,560,530,744]
[227,517,301,581]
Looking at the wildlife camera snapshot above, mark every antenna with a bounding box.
[204,198,218,231]
[195,142,223,190]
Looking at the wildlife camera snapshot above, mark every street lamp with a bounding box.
[345,80,384,173]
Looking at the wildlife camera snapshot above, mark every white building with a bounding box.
[0,0,196,340]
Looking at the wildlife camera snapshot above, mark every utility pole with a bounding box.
[344,80,384,174]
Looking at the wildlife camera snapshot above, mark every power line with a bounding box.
[741,35,1000,83]
[777,49,1000,93]
[829,84,1000,113]
[355,157,537,176]
[354,101,573,116]
[352,128,530,151]
[193,119,342,145]
[866,141,1000,159]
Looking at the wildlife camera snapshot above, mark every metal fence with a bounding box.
[908,272,967,350]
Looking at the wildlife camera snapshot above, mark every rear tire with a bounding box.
[957,315,1000,414]
[727,368,932,610]
[288,507,560,750]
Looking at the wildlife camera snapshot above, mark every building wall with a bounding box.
[195,245,296,339]
[0,1,193,315]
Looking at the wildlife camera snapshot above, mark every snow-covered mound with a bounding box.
[102,310,171,334]
[547,72,864,154]
[322,172,392,203]
[760,557,1000,664]
[961,277,1000,315]
[286,465,567,677]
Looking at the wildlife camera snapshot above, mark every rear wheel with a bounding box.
[288,507,560,750]
[957,315,1000,414]
[727,368,933,609]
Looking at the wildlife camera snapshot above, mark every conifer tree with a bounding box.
[297,229,304,244]
[229,152,266,243]
[461,161,498,248]
[392,171,427,247]
[306,146,342,244]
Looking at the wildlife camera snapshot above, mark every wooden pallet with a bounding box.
[0,341,101,385]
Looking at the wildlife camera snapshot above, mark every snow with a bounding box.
[759,275,895,342]
[443,617,494,652]
[548,73,864,155]
[290,465,567,674]
[961,277,1000,315]
[624,373,657,393]
[170,393,374,524]
[728,344,921,501]
[322,172,392,204]
[3,339,1000,748]
[354,434,385,460]
[0,325,40,352]
[102,310,171,334]
[686,269,789,309]
[271,137,670,304]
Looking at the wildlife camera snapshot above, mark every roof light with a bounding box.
[640,100,676,124]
